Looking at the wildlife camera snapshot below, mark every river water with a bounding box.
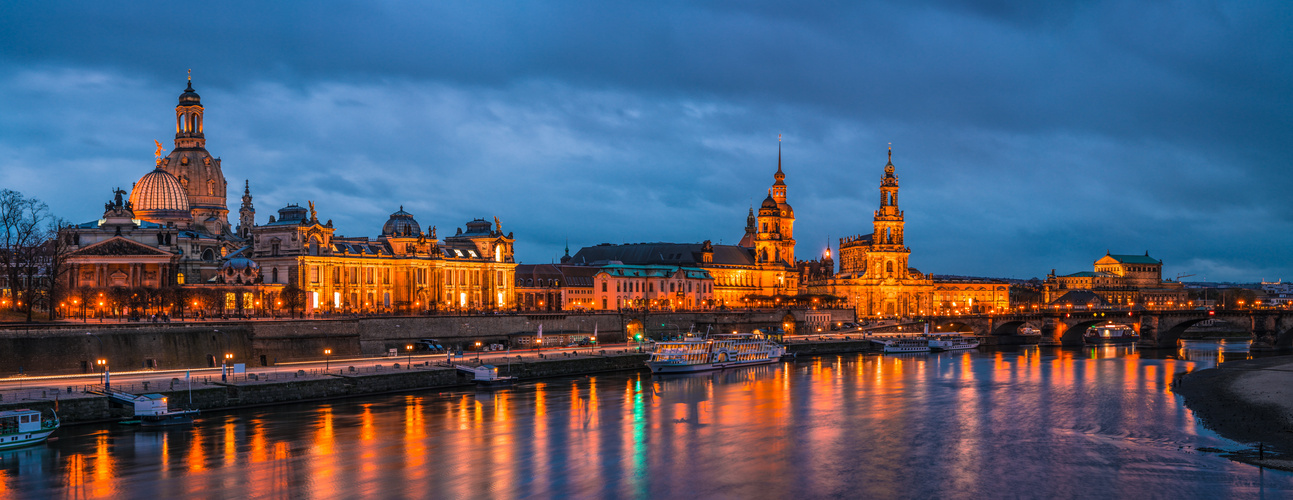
[1,341,1289,499]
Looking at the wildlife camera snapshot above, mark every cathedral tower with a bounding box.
[864,147,910,279]
[159,73,230,236]
[238,180,255,239]
[754,137,796,266]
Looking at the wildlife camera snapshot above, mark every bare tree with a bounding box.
[44,218,75,320]
[0,190,55,322]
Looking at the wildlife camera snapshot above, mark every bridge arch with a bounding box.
[1154,318,1229,348]
[990,320,1034,336]
[1059,319,1116,346]
[781,312,797,335]
[625,319,645,340]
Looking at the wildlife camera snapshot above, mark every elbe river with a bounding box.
[1,341,1289,499]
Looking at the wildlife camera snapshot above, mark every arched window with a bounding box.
[886,261,894,274]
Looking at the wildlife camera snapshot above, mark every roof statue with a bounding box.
[430,225,436,239]
[308,201,317,222]
[154,140,164,160]
[494,216,502,234]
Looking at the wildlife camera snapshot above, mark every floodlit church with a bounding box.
[801,148,1009,317]
[59,77,515,317]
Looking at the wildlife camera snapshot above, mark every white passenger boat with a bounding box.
[0,409,59,450]
[646,332,786,374]
[456,364,518,388]
[928,335,980,351]
[880,337,930,353]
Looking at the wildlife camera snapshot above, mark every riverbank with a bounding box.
[0,351,650,425]
[1175,354,1293,470]
[1,339,883,425]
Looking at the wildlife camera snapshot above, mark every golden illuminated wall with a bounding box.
[932,282,1010,314]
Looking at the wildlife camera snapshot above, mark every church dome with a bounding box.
[382,206,421,237]
[130,167,190,222]
[761,193,779,210]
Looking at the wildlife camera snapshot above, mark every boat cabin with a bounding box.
[0,410,45,435]
[133,394,171,417]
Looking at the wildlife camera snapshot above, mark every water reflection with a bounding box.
[1,346,1290,498]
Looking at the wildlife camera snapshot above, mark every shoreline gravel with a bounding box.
[1175,354,1293,470]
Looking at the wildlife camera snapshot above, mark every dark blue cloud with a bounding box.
[0,0,1290,281]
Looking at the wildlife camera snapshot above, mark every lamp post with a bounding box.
[222,353,233,382]
[475,341,482,362]
[324,348,332,372]
[406,344,414,368]
[96,358,108,390]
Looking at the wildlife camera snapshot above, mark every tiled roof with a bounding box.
[569,242,753,267]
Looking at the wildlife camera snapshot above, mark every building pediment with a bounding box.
[72,237,172,257]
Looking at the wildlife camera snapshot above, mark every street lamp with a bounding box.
[406,344,414,368]
[96,358,109,390]
[223,353,233,382]
[324,348,332,371]
[475,341,482,362]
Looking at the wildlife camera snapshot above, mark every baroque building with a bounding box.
[564,140,799,308]
[64,77,246,295]
[58,75,518,318]
[802,148,1009,317]
[1043,252,1187,307]
[250,206,517,314]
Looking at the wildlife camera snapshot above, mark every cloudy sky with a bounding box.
[1,1,1289,282]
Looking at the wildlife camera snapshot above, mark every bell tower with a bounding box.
[175,71,205,149]
[160,72,230,235]
[238,180,255,240]
[866,146,910,280]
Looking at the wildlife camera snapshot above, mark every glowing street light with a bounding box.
[324,348,333,371]
[406,344,414,368]
[222,353,233,382]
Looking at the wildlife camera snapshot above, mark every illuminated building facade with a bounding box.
[1043,252,1187,307]
[63,78,246,294]
[802,148,1009,317]
[565,142,799,307]
[59,77,517,317]
[515,262,714,311]
[251,208,516,314]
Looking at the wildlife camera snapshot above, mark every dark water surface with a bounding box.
[1,342,1289,499]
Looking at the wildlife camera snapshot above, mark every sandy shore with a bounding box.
[1175,355,1293,469]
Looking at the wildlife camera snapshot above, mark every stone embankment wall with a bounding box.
[0,353,651,424]
[0,309,851,376]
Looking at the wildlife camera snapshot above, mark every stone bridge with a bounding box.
[924,310,1293,348]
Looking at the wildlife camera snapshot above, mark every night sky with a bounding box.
[2,1,1289,282]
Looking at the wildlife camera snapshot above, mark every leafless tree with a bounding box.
[0,190,55,322]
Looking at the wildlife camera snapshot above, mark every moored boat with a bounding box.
[646,332,785,374]
[879,337,930,353]
[0,409,59,450]
[132,393,199,427]
[1084,323,1138,345]
[928,335,980,351]
[457,364,518,388]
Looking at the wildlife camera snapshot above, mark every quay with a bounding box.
[0,337,886,425]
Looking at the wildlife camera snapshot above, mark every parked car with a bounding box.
[416,339,446,352]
